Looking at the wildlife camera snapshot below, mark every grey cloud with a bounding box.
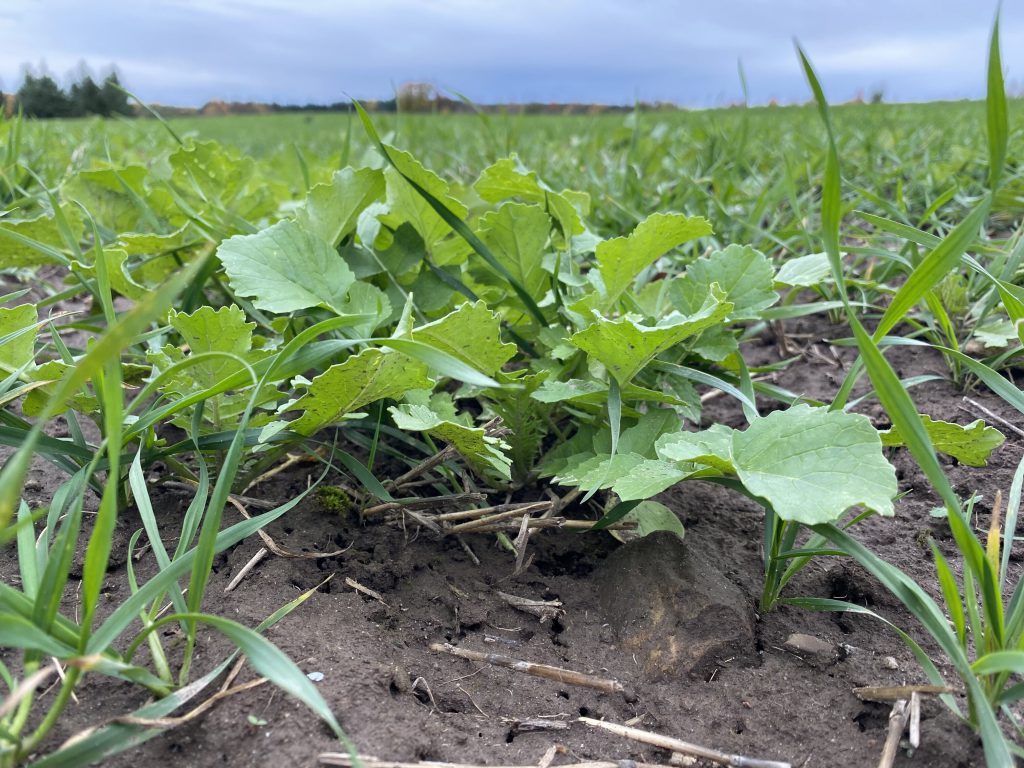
[0,0,1015,107]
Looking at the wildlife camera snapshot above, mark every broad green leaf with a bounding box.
[62,165,154,234]
[116,226,195,256]
[0,211,79,268]
[880,416,1005,468]
[298,167,385,247]
[612,459,694,500]
[473,155,585,239]
[775,252,832,288]
[730,404,897,525]
[333,281,392,336]
[167,305,256,388]
[410,301,515,376]
[973,319,1018,348]
[623,500,685,539]
[169,140,277,222]
[72,249,147,301]
[531,378,687,407]
[571,286,731,384]
[616,408,681,456]
[555,452,647,491]
[672,243,778,320]
[597,212,711,306]
[217,219,355,314]
[290,349,432,435]
[383,147,468,250]
[390,403,512,480]
[655,423,735,472]
[0,304,37,375]
[474,202,549,302]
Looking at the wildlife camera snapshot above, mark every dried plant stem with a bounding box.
[578,717,792,768]
[319,758,674,768]
[386,446,457,491]
[448,503,551,533]
[429,643,624,695]
[226,496,345,559]
[853,684,954,701]
[113,677,267,728]
[361,493,487,518]
[959,396,1024,440]
[496,590,563,622]
[435,500,552,523]
[224,547,269,593]
[877,699,911,768]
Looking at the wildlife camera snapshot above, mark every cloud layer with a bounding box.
[0,0,1017,107]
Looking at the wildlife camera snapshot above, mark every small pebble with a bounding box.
[784,632,834,656]
[306,671,325,682]
[882,656,900,670]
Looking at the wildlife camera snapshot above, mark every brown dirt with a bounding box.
[4,314,1022,768]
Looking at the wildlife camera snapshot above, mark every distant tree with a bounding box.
[70,75,103,116]
[17,73,72,118]
[397,82,436,113]
[99,73,133,116]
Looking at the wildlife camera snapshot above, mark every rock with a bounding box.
[784,633,835,657]
[882,656,900,670]
[595,531,756,681]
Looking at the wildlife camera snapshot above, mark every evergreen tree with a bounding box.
[16,73,72,118]
[99,73,132,116]
[70,75,104,116]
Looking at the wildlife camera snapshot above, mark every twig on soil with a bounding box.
[908,691,921,749]
[429,643,627,697]
[51,658,78,704]
[318,757,676,768]
[853,684,955,701]
[448,503,551,533]
[959,396,1024,440]
[225,547,269,593]
[345,577,389,606]
[505,718,570,733]
[226,496,347,559]
[243,450,321,493]
[362,493,488,518]
[457,536,481,565]
[160,480,279,510]
[434,500,550,523]
[112,677,268,728]
[578,717,792,768]
[537,744,563,768]
[877,699,911,768]
[457,684,488,717]
[411,677,439,711]
[512,514,533,576]
[384,419,506,491]
[496,591,564,624]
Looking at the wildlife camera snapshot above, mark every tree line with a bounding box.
[1,70,133,119]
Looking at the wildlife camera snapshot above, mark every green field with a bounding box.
[1,39,1023,768]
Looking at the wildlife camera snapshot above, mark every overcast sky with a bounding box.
[0,0,1018,107]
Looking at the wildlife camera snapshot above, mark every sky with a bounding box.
[0,0,1019,108]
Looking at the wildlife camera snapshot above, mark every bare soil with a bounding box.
[4,315,1022,768]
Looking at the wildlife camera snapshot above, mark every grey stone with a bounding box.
[595,531,756,681]
[784,633,835,656]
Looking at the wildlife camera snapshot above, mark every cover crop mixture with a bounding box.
[0,27,1022,767]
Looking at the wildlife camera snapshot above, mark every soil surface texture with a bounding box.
[4,315,1022,768]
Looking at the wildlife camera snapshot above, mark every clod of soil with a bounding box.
[596,530,756,680]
